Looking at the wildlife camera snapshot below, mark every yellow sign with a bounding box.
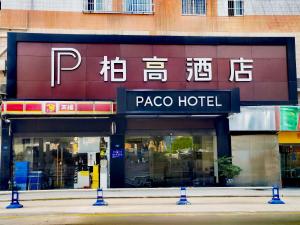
[92,165,99,189]
[278,131,300,144]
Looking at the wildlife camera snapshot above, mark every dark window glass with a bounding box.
[228,0,243,16]
[280,145,300,187]
[125,135,215,188]
[88,0,94,11]
[13,137,108,190]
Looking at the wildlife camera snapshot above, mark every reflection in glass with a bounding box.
[13,137,108,190]
[280,145,300,187]
[125,135,215,187]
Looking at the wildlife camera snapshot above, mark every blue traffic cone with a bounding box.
[6,186,23,209]
[268,185,285,204]
[93,188,108,206]
[176,187,191,205]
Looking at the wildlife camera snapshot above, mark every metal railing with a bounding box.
[83,0,154,14]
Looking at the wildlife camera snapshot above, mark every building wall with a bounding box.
[1,0,300,79]
[0,31,6,86]
[244,0,300,16]
[0,0,298,188]
[218,0,300,16]
[231,135,281,186]
[3,0,300,15]
[1,0,83,12]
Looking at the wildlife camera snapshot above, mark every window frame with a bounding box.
[83,0,154,14]
[228,0,244,17]
[123,0,154,14]
[86,0,113,13]
[182,0,207,16]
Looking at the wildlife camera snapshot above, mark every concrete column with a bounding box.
[215,115,231,158]
[0,121,12,190]
[109,116,126,188]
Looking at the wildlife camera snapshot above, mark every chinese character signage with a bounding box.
[117,88,240,115]
[2,101,115,115]
[9,33,297,104]
[111,149,124,159]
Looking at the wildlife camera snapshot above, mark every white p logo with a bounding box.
[51,48,82,87]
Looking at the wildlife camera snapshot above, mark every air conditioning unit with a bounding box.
[0,60,6,71]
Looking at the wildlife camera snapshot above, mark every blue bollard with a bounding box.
[268,185,285,204]
[6,186,23,209]
[176,187,191,205]
[93,188,108,206]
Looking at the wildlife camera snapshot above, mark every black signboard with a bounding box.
[117,88,240,115]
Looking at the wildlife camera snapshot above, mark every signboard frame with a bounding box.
[7,32,297,106]
[117,88,240,115]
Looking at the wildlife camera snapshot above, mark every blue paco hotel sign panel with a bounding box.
[117,88,240,115]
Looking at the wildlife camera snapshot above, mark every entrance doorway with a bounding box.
[12,136,110,190]
[124,135,216,187]
[280,145,300,187]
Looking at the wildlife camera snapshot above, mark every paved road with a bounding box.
[0,212,300,225]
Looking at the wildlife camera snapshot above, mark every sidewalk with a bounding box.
[1,197,300,215]
[1,187,300,201]
[1,189,300,225]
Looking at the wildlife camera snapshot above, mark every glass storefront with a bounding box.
[125,134,216,187]
[280,145,300,187]
[13,136,109,190]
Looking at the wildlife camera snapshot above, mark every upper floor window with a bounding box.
[182,0,206,15]
[123,0,153,14]
[84,0,153,14]
[228,0,244,16]
[86,0,112,12]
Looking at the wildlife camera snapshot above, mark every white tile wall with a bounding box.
[245,0,300,15]
[218,0,300,16]
[218,0,228,16]
[2,0,83,12]
[3,0,300,15]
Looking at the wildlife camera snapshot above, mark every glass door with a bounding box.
[13,136,110,190]
[124,134,215,188]
[280,145,300,187]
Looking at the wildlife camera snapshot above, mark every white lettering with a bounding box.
[144,96,154,107]
[186,58,212,82]
[187,96,198,106]
[229,57,253,82]
[136,96,144,107]
[207,96,215,107]
[51,48,81,87]
[153,96,163,107]
[197,96,205,107]
[135,95,223,109]
[143,56,168,82]
[178,96,187,107]
[100,56,127,82]
[163,96,173,107]
[216,97,222,107]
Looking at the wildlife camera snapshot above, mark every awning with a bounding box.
[1,101,116,115]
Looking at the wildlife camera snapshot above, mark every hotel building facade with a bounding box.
[0,0,299,190]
